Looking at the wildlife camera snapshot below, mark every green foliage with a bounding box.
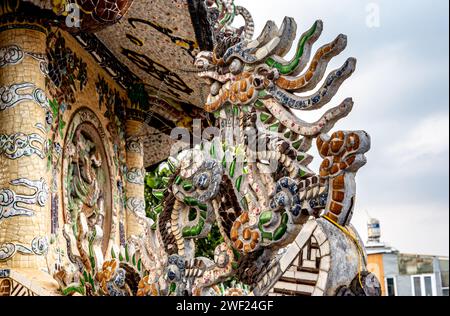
[144,159,225,262]
[144,161,176,224]
[125,244,130,262]
[137,258,142,272]
[195,224,224,260]
[169,283,177,294]
[128,82,150,111]
[61,285,85,296]
[60,270,95,296]
[49,98,67,139]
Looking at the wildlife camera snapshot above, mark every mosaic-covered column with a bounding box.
[0,26,51,269]
[125,119,146,238]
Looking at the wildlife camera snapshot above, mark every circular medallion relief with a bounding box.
[62,108,113,254]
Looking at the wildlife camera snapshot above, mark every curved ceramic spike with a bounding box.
[255,20,280,48]
[266,20,323,76]
[222,19,296,65]
[267,57,357,111]
[236,6,255,40]
[276,34,348,92]
[270,17,298,58]
[254,37,282,62]
[263,98,354,137]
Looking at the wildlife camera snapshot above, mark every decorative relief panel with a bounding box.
[62,108,115,254]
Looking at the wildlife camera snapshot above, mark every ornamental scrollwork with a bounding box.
[0,45,24,67]
[0,127,47,160]
[0,178,49,221]
[0,45,48,75]
[126,167,145,185]
[0,83,50,112]
[0,236,49,262]
[126,197,146,217]
[126,137,144,155]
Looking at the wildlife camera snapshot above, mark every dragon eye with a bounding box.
[230,59,243,74]
[195,173,210,190]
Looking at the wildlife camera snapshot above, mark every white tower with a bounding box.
[367,218,381,244]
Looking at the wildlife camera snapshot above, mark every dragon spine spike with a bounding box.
[276,33,348,93]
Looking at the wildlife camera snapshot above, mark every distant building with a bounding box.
[366,218,449,296]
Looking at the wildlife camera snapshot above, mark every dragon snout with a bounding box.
[352,130,371,154]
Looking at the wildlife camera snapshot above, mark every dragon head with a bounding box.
[195,15,355,117]
[195,35,280,113]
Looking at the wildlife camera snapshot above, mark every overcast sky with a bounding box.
[237,0,449,256]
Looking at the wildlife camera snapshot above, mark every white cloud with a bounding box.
[295,40,446,124]
[388,114,449,164]
[353,201,449,256]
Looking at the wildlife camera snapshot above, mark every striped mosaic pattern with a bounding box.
[270,235,322,296]
[0,278,38,296]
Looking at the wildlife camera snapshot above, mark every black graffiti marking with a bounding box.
[126,34,143,47]
[95,75,127,120]
[0,0,19,16]
[128,18,197,60]
[144,83,181,100]
[121,48,194,96]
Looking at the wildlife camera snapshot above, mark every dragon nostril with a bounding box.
[168,271,176,281]
[267,70,278,81]
[253,77,262,87]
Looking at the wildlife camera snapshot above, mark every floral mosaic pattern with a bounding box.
[46,32,88,110]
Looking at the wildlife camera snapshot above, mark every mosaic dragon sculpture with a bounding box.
[53,0,381,296]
